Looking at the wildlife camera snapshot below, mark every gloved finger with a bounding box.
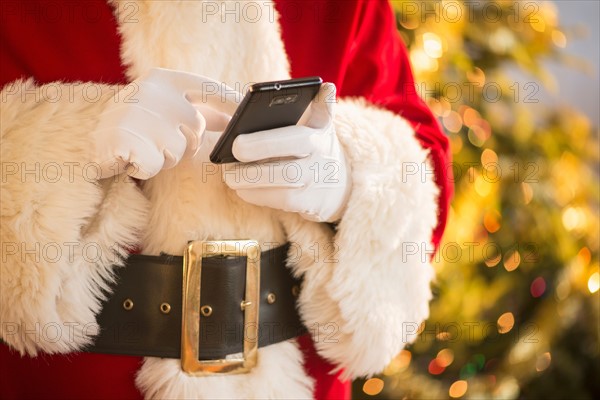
[116,105,192,165]
[125,152,164,180]
[143,67,240,117]
[162,149,178,170]
[179,110,206,158]
[233,187,303,213]
[161,127,189,169]
[303,82,336,129]
[115,132,165,179]
[118,102,190,167]
[223,161,305,190]
[136,79,204,137]
[200,129,224,149]
[196,104,231,131]
[186,85,241,117]
[232,125,315,163]
[126,152,164,180]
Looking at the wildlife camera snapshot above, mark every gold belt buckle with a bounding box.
[181,240,260,375]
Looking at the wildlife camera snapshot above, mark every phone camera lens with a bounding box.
[274,83,282,90]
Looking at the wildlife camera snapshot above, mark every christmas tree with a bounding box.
[354,1,599,398]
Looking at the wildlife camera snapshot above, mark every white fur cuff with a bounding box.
[0,80,148,355]
[288,98,440,378]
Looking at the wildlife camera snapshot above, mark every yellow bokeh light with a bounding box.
[423,32,444,58]
[462,107,481,127]
[468,124,490,147]
[442,0,461,20]
[475,176,492,197]
[399,17,419,30]
[485,253,502,268]
[449,380,468,398]
[555,280,570,301]
[588,271,599,294]
[497,312,515,334]
[481,149,498,167]
[384,349,412,375]
[562,207,586,231]
[410,48,439,73]
[521,182,533,204]
[536,352,552,372]
[504,250,521,272]
[443,111,463,133]
[427,98,443,117]
[551,30,567,48]
[363,378,384,396]
[537,2,558,28]
[438,97,452,117]
[530,18,546,32]
[489,27,516,53]
[466,67,486,86]
[529,1,554,34]
[451,135,464,154]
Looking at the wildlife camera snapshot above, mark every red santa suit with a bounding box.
[0,0,452,399]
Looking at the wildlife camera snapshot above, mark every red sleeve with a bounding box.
[0,0,126,87]
[276,0,453,249]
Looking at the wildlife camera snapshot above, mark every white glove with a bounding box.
[224,83,352,222]
[92,68,237,180]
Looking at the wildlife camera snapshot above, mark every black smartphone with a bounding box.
[209,76,323,164]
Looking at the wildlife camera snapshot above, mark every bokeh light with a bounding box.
[483,210,502,233]
[588,271,599,294]
[503,250,521,272]
[551,30,567,48]
[428,358,445,375]
[530,277,547,298]
[536,352,552,372]
[437,349,455,368]
[363,378,384,396]
[423,32,444,58]
[497,312,515,334]
[448,380,468,398]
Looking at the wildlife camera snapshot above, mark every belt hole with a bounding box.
[267,293,276,304]
[123,298,134,311]
[160,302,171,314]
[291,285,300,297]
[200,305,213,317]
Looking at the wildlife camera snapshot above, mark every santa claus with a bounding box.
[0,0,452,398]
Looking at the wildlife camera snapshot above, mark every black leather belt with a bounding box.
[88,242,305,370]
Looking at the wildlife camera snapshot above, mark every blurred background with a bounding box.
[353,1,599,399]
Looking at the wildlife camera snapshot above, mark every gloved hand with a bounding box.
[224,83,352,222]
[92,68,237,180]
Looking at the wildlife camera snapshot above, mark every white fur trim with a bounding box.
[135,340,313,399]
[279,98,439,379]
[0,80,148,355]
[112,0,290,84]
